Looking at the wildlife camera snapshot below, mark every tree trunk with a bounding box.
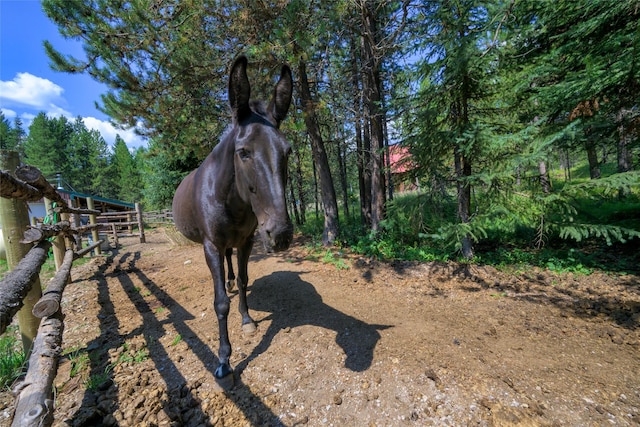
[294,147,306,224]
[351,34,370,227]
[297,58,339,245]
[288,180,301,226]
[455,148,474,259]
[585,140,601,179]
[337,139,350,218]
[539,160,550,193]
[360,3,386,231]
[616,108,633,173]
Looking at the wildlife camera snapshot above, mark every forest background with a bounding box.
[1,0,639,271]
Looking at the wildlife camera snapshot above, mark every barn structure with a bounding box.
[388,144,418,193]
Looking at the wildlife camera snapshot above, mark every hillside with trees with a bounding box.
[7,0,638,268]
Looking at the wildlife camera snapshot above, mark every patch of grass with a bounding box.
[170,334,182,346]
[321,249,350,270]
[63,346,90,379]
[0,328,26,389]
[85,366,111,391]
[113,343,149,366]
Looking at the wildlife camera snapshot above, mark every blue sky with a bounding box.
[0,0,146,149]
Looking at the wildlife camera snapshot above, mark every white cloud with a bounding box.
[1,108,16,119]
[1,73,146,150]
[0,72,64,109]
[83,116,147,150]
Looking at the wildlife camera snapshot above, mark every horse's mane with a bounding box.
[220,100,271,143]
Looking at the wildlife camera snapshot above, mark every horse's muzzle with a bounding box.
[263,222,293,252]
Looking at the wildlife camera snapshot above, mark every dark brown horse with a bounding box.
[172,56,293,383]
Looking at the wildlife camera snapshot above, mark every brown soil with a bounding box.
[1,228,639,426]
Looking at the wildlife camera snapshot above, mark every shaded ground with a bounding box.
[1,228,639,426]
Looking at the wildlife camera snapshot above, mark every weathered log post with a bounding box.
[0,241,51,335]
[32,249,74,318]
[44,198,66,271]
[111,223,119,248]
[11,310,63,427]
[0,150,42,353]
[86,197,101,255]
[126,210,133,235]
[136,202,146,243]
[68,199,82,252]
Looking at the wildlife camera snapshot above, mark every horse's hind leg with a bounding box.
[237,239,256,334]
[225,248,236,292]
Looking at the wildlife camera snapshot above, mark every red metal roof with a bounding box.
[388,144,415,174]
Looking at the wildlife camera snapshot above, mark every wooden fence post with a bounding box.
[0,150,42,354]
[44,198,66,272]
[86,197,101,255]
[136,202,146,243]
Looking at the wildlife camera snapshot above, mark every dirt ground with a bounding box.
[1,228,639,426]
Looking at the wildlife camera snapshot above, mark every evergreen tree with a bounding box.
[406,0,506,258]
[510,0,640,175]
[110,135,142,203]
[0,112,14,150]
[142,139,186,209]
[42,0,236,167]
[0,114,25,153]
[111,135,142,202]
[23,112,64,179]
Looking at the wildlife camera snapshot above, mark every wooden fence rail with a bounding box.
[0,155,141,427]
[142,209,174,225]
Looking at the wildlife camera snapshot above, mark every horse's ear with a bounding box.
[269,64,293,127]
[229,56,251,122]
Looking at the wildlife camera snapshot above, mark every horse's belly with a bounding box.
[172,172,204,243]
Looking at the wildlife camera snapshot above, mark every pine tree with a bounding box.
[111,135,142,202]
[23,113,65,179]
[406,0,507,259]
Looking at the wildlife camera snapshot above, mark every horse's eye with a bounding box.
[237,148,251,160]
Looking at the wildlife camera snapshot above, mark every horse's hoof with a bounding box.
[226,279,235,292]
[242,322,257,334]
[214,372,235,390]
[214,364,234,390]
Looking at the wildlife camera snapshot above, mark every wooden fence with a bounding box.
[0,153,147,427]
[142,209,174,225]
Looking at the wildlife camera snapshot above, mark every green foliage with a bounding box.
[539,172,640,246]
[170,334,182,347]
[38,0,639,272]
[0,113,25,152]
[0,328,26,389]
[111,136,143,202]
[85,367,112,392]
[321,249,350,270]
[63,346,90,379]
[141,139,188,209]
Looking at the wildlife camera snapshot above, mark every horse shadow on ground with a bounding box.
[69,250,285,426]
[237,270,392,375]
[69,250,389,426]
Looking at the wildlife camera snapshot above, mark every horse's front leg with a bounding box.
[237,238,256,334]
[203,240,233,381]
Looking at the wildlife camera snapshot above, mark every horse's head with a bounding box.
[228,56,294,252]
